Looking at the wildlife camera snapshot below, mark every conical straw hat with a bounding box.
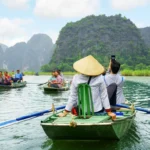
[73,55,104,76]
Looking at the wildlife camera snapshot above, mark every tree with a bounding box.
[40,64,50,72]
[135,63,146,70]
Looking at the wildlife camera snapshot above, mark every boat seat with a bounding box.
[53,115,110,124]
[77,83,94,119]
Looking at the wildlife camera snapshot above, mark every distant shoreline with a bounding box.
[22,70,150,76]
[121,69,150,76]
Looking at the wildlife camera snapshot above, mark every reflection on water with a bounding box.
[0,76,150,150]
[49,140,118,150]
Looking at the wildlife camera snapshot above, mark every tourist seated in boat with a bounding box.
[48,70,63,88]
[0,71,5,85]
[57,69,64,79]
[14,70,23,82]
[58,55,116,120]
[3,71,12,85]
[104,57,125,107]
[55,69,65,83]
[48,71,57,87]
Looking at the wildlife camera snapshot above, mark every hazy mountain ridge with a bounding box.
[0,43,8,52]
[0,34,54,72]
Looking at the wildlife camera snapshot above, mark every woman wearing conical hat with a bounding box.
[59,55,116,120]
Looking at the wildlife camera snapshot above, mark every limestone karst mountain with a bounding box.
[1,34,54,71]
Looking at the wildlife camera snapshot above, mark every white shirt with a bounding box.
[65,74,110,112]
[104,74,125,104]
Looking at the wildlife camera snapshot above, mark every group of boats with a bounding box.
[0,80,70,92]
[0,78,136,141]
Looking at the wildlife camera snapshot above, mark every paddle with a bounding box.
[38,82,48,86]
[0,105,65,128]
[26,83,41,84]
[116,104,150,114]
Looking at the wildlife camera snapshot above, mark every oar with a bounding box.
[0,105,65,128]
[116,104,150,114]
[26,83,40,84]
[38,82,48,86]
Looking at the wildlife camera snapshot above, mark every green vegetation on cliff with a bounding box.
[41,14,150,71]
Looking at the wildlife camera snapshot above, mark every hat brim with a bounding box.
[73,55,105,76]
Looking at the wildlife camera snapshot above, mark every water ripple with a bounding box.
[0,76,150,150]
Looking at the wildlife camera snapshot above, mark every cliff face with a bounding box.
[0,44,8,69]
[49,14,149,71]
[26,34,54,71]
[0,46,4,68]
[4,42,28,71]
[0,43,8,52]
[1,34,54,71]
[139,27,150,48]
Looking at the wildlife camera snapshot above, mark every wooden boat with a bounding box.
[0,81,27,88]
[41,109,136,140]
[43,82,70,92]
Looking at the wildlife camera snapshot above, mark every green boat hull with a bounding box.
[0,81,27,88]
[41,110,135,140]
[43,84,70,92]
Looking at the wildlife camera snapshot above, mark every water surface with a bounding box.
[0,76,150,150]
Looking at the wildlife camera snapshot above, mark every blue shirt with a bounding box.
[49,76,56,81]
[15,73,23,80]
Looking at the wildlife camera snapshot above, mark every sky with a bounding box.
[0,0,150,47]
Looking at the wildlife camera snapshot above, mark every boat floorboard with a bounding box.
[52,115,111,124]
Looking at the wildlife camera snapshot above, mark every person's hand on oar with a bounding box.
[58,110,69,117]
[107,112,116,120]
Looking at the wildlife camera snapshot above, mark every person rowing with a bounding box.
[0,71,5,85]
[58,55,116,120]
[3,71,12,85]
[48,71,57,87]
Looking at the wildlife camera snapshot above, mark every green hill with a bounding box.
[42,14,150,71]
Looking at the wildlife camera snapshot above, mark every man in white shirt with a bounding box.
[104,59,125,104]
[59,55,116,120]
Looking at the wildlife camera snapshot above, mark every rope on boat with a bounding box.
[69,114,77,127]
[130,103,135,114]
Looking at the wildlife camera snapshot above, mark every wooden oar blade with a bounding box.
[0,105,65,129]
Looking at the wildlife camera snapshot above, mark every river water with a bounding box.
[0,76,150,150]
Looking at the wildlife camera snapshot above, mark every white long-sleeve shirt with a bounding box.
[65,74,110,112]
[104,74,125,104]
